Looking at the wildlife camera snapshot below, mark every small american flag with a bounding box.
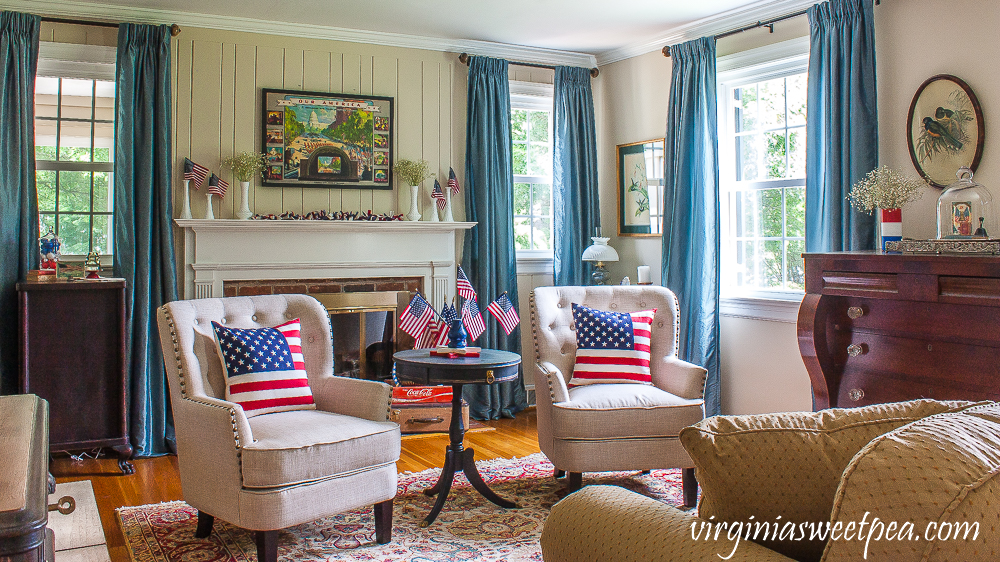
[487,292,519,335]
[448,167,460,195]
[207,173,229,197]
[183,158,209,189]
[213,319,315,416]
[462,298,485,341]
[399,293,434,339]
[456,266,476,300]
[437,304,458,347]
[431,179,446,210]
[570,304,655,384]
[415,318,443,349]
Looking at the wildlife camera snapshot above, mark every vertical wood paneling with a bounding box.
[302,50,333,213]
[174,38,193,220]
[254,46,284,215]
[234,44,257,215]
[372,56,397,215]
[219,43,237,218]
[421,61,440,221]
[189,41,223,219]
[397,60,422,218]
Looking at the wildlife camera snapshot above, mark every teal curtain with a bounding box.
[661,37,721,417]
[0,11,39,396]
[552,66,600,286]
[462,56,527,420]
[114,24,178,456]
[806,0,878,252]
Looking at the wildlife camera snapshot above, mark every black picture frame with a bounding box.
[260,88,394,189]
[906,75,984,188]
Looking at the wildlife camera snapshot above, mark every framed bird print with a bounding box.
[617,138,665,236]
[906,75,984,188]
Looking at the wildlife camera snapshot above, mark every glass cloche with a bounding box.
[937,167,996,239]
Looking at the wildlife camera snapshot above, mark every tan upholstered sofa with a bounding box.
[542,399,1000,562]
[156,295,400,562]
[529,286,706,503]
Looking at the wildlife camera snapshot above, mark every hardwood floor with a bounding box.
[50,408,540,562]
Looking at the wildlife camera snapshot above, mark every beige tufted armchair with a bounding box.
[156,295,400,562]
[529,286,706,505]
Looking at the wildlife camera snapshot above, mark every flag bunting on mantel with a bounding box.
[207,173,229,197]
[399,293,435,339]
[487,292,520,335]
[456,265,476,300]
[183,157,209,188]
[462,298,485,341]
[432,179,446,210]
[448,167,461,195]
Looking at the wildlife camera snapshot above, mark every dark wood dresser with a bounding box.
[18,280,133,474]
[798,252,1000,410]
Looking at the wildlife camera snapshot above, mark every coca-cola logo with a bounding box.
[405,388,435,397]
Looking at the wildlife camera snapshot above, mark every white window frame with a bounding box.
[510,80,555,270]
[717,37,809,322]
[35,42,117,263]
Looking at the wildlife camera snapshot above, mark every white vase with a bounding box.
[426,185,440,222]
[442,188,455,222]
[204,192,215,220]
[237,181,252,220]
[179,179,192,219]
[405,185,421,221]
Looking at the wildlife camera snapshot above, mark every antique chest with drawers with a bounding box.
[798,252,1000,409]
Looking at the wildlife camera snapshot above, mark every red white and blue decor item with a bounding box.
[212,319,315,416]
[456,266,476,300]
[207,173,229,197]
[183,157,209,188]
[432,179,446,210]
[399,293,435,339]
[568,303,655,386]
[879,208,902,252]
[448,167,461,195]
[462,298,485,341]
[38,230,61,271]
[441,167,461,222]
[487,292,520,335]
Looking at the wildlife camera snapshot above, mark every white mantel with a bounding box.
[175,219,475,306]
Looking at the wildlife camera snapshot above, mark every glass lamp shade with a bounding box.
[582,237,619,285]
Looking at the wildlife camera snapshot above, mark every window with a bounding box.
[34,44,116,258]
[719,43,808,300]
[510,81,553,255]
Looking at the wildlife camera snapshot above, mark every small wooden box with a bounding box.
[390,400,469,434]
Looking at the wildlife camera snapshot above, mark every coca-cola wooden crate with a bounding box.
[390,401,469,434]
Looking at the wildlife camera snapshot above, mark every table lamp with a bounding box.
[581,232,619,285]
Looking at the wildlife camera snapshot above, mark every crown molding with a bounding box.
[595,0,816,66]
[12,0,598,68]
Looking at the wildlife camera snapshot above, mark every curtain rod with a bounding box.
[42,16,182,36]
[458,53,599,78]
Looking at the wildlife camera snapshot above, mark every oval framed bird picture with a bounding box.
[907,74,984,187]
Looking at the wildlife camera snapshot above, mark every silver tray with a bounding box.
[885,238,1000,254]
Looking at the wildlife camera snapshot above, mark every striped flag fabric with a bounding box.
[436,304,458,347]
[399,293,435,339]
[431,178,446,209]
[568,303,656,385]
[448,167,460,195]
[456,266,476,300]
[415,318,444,349]
[462,298,485,341]
[487,292,520,335]
[207,173,229,197]
[183,157,209,189]
[213,319,316,417]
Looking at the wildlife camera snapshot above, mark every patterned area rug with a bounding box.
[117,453,686,562]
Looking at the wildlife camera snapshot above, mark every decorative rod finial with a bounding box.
[458,52,470,65]
[662,45,671,58]
[170,23,181,36]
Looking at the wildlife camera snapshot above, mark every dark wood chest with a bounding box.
[798,252,1000,409]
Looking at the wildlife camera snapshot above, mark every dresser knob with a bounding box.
[847,343,867,357]
[849,388,865,402]
[847,306,865,319]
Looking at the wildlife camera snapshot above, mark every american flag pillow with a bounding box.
[569,303,657,386]
[212,319,316,417]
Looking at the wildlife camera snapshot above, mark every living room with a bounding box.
[2,0,999,561]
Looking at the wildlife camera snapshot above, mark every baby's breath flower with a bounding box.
[222,152,267,182]
[848,166,926,214]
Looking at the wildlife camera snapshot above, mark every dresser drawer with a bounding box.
[831,297,1000,346]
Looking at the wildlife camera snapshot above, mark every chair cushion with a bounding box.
[552,383,703,440]
[679,399,981,562]
[212,319,315,417]
[241,409,400,488]
[823,401,1000,562]
[569,303,655,385]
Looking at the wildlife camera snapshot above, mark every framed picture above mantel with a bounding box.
[260,88,394,189]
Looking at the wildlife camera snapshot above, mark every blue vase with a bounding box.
[448,319,467,349]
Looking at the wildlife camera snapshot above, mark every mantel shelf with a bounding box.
[174,219,476,233]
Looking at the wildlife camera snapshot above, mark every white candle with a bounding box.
[637,265,651,284]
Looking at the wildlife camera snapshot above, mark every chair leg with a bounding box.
[194,511,214,539]
[374,498,393,545]
[640,470,651,475]
[682,467,698,508]
[567,472,582,493]
[255,530,278,562]
[554,469,565,479]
